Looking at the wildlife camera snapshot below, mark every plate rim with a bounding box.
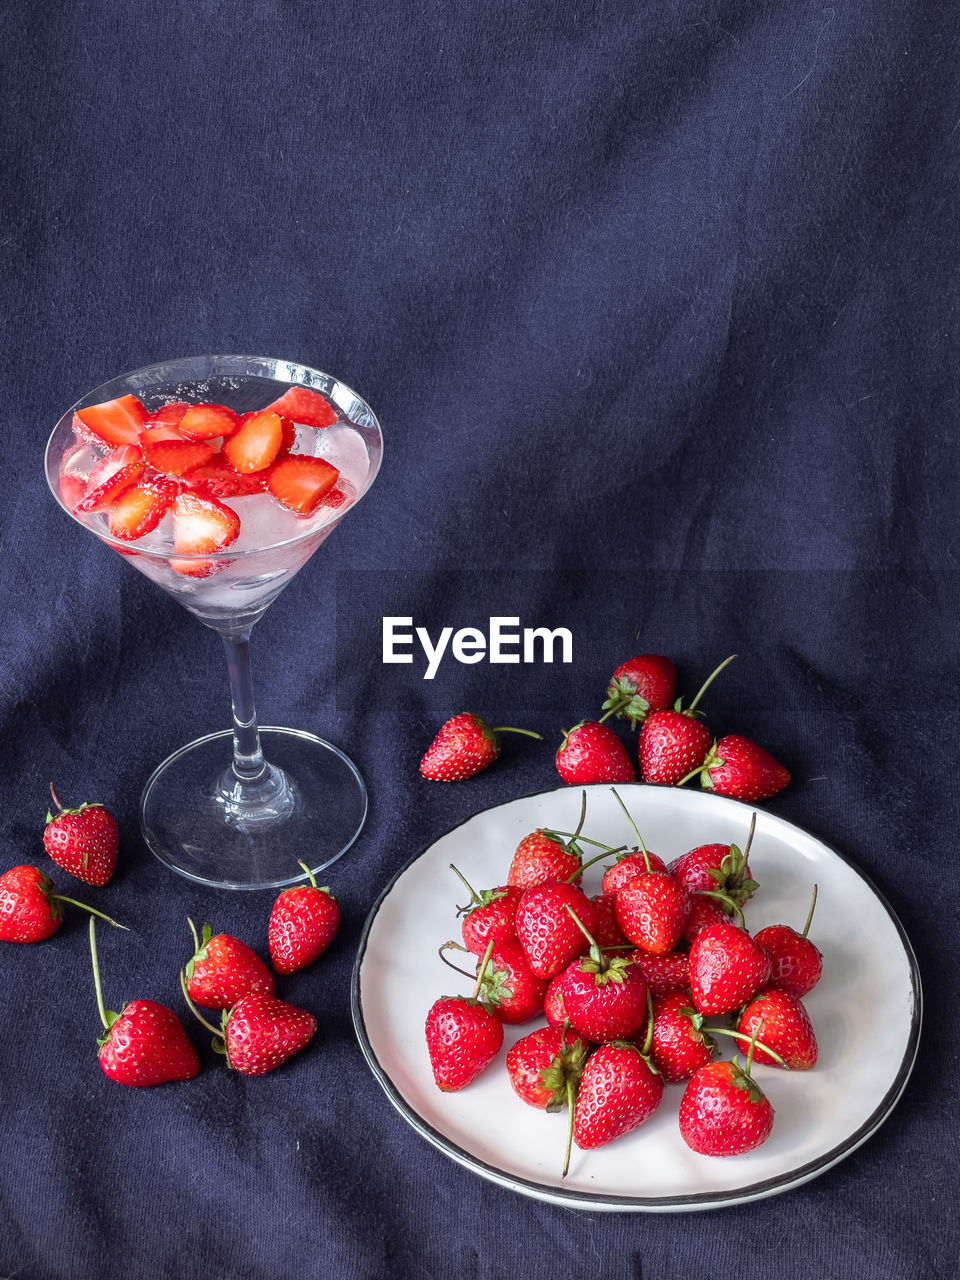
[350,784,923,1212]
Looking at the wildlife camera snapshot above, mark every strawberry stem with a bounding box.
[187,916,200,953]
[471,940,495,1001]
[744,1017,764,1074]
[563,905,604,967]
[88,918,109,1031]
[449,864,481,910]
[609,788,647,853]
[571,791,588,844]
[297,860,319,889]
[179,969,223,1038]
[597,697,628,726]
[562,1075,575,1179]
[708,1024,785,1066]
[675,761,709,788]
[802,884,819,938]
[742,812,757,864]
[51,895,127,930]
[438,941,476,981]
[49,781,64,814]
[566,845,628,881]
[687,653,737,714]
[640,990,654,1057]
[491,727,543,740]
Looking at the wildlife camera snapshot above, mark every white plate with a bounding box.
[351,785,921,1212]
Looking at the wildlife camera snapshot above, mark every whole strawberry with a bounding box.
[561,950,648,1043]
[451,867,522,956]
[589,893,629,949]
[425,994,504,1090]
[638,655,736,786]
[573,1043,663,1152]
[43,783,118,886]
[420,713,541,781]
[268,862,340,974]
[185,920,275,1010]
[736,989,818,1070]
[0,865,125,943]
[602,654,677,728]
[682,894,729,943]
[506,1023,588,1109]
[508,831,582,889]
[629,948,690,996]
[679,1055,774,1156]
[615,868,689,956]
[753,887,823,998]
[514,882,598,979]
[687,921,772,1016]
[90,921,199,1087]
[646,992,716,1083]
[695,735,790,802]
[556,722,635,785]
[220,993,318,1076]
[669,821,758,914]
[600,849,667,896]
[476,937,550,1025]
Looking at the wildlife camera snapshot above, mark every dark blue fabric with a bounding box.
[1,2,958,1276]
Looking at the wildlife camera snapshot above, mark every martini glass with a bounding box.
[44,355,383,890]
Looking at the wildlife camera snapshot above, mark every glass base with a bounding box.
[140,727,368,890]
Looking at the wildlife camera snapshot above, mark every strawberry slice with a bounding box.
[141,437,217,476]
[76,445,145,512]
[139,423,188,446]
[185,465,266,499]
[178,402,240,441]
[144,401,191,431]
[172,491,240,571]
[321,479,356,510]
[73,394,149,447]
[222,410,287,474]
[264,386,337,428]
[265,455,340,514]
[108,478,178,540]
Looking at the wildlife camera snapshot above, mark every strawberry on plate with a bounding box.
[222,410,287,473]
[108,478,178,541]
[736,988,818,1069]
[177,402,240,441]
[615,869,689,956]
[514,882,597,980]
[171,492,240,576]
[425,993,504,1091]
[506,1023,587,1110]
[75,445,144,513]
[573,1043,664,1152]
[141,437,217,477]
[265,455,341,514]
[264,385,337,428]
[73,394,149,448]
[753,887,823,998]
[687,921,772,1016]
[507,830,583,889]
[679,1055,774,1156]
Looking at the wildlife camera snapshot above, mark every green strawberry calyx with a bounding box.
[601,676,652,729]
[449,864,511,916]
[185,918,213,980]
[540,1028,589,1114]
[46,781,105,825]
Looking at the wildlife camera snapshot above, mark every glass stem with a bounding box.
[221,630,268,783]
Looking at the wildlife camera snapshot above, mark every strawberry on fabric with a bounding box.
[638,655,736,785]
[171,491,240,574]
[687,921,772,1016]
[678,1052,774,1156]
[693,735,791,802]
[89,919,198,1087]
[646,992,716,1083]
[177,402,240,441]
[736,989,818,1069]
[43,784,118,886]
[184,920,275,1010]
[753,886,823,998]
[506,1023,588,1110]
[76,444,144,512]
[108,478,178,541]
[573,1043,663,1153]
[264,455,341,514]
[222,410,287,473]
[556,721,635,785]
[420,713,541,782]
[264,385,338,428]
[602,654,677,728]
[219,994,317,1076]
[0,866,125,942]
[514,882,597,979]
[141,437,217,476]
[74,394,149,448]
[268,863,340,974]
[615,868,689,956]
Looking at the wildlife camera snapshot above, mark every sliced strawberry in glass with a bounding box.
[170,491,240,577]
[139,423,189,446]
[108,478,179,541]
[185,465,266,499]
[178,402,240,441]
[320,479,356,510]
[76,445,145,512]
[73,394,149,447]
[144,401,191,431]
[265,456,340,514]
[222,410,286,474]
[141,438,217,476]
[263,386,337,428]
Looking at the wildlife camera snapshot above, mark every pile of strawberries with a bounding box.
[424,792,822,1170]
[420,653,791,803]
[63,385,347,574]
[0,784,341,1085]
